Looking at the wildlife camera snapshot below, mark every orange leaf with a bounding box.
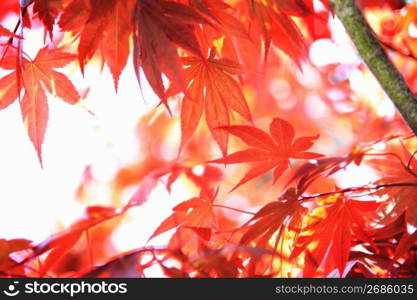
[0,47,79,164]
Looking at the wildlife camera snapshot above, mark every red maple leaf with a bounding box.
[291,195,377,277]
[149,189,218,242]
[168,51,252,155]
[368,145,417,230]
[243,0,309,65]
[33,0,63,39]
[59,0,134,90]
[0,47,79,164]
[132,0,208,111]
[239,198,306,249]
[209,118,323,191]
[367,144,417,262]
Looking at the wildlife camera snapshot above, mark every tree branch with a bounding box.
[328,0,417,136]
[299,181,417,201]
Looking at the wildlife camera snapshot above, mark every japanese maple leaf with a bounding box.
[239,198,306,249]
[232,197,306,275]
[366,145,417,261]
[191,0,249,39]
[33,0,63,39]
[209,118,322,191]
[149,189,218,242]
[59,0,134,90]
[169,52,252,155]
[132,0,209,110]
[244,0,309,65]
[291,196,377,277]
[0,47,79,164]
[367,145,417,232]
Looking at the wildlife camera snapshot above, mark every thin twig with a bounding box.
[213,204,256,215]
[300,181,417,201]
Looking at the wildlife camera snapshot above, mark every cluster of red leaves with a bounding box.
[366,1,417,95]
[1,0,417,279]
